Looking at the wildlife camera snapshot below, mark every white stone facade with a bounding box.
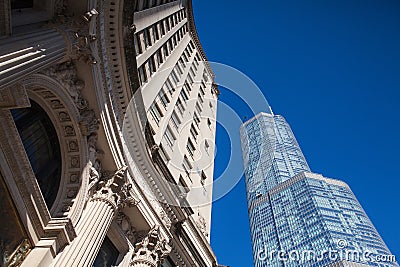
[0,0,220,266]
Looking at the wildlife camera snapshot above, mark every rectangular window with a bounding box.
[190,41,195,50]
[186,138,196,159]
[188,42,193,54]
[157,49,164,65]
[163,44,169,57]
[144,28,151,48]
[134,34,142,55]
[138,66,147,85]
[182,52,189,63]
[193,58,199,71]
[195,102,202,114]
[201,81,206,91]
[172,34,177,47]
[189,67,196,79]
[182,155,192,178]
[176,98,185,115]
[164,126,176,147]
[201,171,207,185]
[184,81,191,92]
[203,72,209,82]
[153,25,159,41]
[193,111,200,127]
[159,144,170,163]
[164,78,174,95]
[199,85,205,96]
[148,56,156,76]
[170,111,181,130]
[190,124,198,141]
[171,70,179,84]
[178,175,190,196]
[205,140,210,154]
[150,103,163,125]
[198,93,204,104]
[158,89,169,109]
[187,74,194,85]
[180,90,189,102]
[178,59,185,74]
[160,21,166,36]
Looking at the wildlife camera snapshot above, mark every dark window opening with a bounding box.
[93,236,119,267]
[11,0,33,10]
[11,100,62,210]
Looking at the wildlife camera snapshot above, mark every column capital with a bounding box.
[48,9,99,64]
[92,166,140,212]
[130,226,171,267]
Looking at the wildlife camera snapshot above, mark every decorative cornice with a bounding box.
[186,0,215,80]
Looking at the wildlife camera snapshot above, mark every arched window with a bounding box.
[11,100,62,210]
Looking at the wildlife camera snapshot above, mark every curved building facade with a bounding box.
[0,0,220,266]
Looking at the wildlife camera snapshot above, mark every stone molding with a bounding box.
[195,215,208,238]
[0,110,76,254]
[186,0,215,80]
[0,84,30,109]
[22,65,96,224]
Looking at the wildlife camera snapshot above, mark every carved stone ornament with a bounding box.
[2,239,31,267]
[54,0,67,15]
[40,62,99,137]
[92,167,140,211]
[130,226,171,267]
[196,215,208,237]
[150,144,159,156]
[116,212,137,245]
[48,9,99,64]
[150,200,172,230]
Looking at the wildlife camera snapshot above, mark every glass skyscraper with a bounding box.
[240,112,398,267]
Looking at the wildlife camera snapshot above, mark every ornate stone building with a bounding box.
[0,0,221,266]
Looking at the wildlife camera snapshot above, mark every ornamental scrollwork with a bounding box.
[92,167,140,211]
[130,226,171,267]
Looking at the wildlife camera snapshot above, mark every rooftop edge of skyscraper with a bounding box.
[240,111,275,128]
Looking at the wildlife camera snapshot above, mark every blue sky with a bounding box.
[193,0,400,266]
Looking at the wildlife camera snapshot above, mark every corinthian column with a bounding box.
[54,167,139,267]
[0,9,98,89]
[0,28,68,89]
[130,226,171,267]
